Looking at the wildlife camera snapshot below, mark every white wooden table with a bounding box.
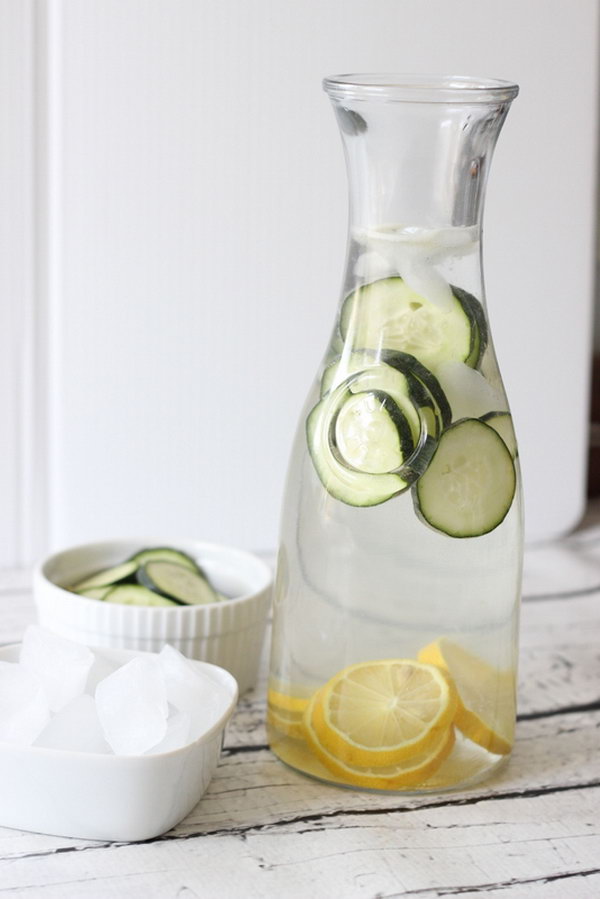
[1,513,600,899]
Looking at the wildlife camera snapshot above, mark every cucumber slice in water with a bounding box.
[72,561,138,592]
[414,418,516,537]
[137,561,220,605]
[308,351,451,506]
[480,411,518,459]
[451,285,488,368]
[334,389,415,474]
[340,277,486,371]
[381,350,452,430]
[307,392,409,507]
[104,585,178,607]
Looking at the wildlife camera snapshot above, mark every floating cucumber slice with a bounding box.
[333,390,415,474]
[72,561,138,592]
[414,418,516,538]
[452,285,488,368]
[307,391,409,507]
[339,277,486,371]
[104,584,178,607]
[321,354,421,441]
[320,350,449,436]
[137,561,220,605]
[308,351,451,506]
[128,546,202,574]
[481,411,518,459]
[381,350,452,430]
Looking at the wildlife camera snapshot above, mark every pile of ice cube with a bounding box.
[0,626,233,755]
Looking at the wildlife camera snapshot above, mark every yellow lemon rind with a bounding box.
[266,706,306,740]
[267,688,310,715]
[418,640,513,756]
[453,705,512,756]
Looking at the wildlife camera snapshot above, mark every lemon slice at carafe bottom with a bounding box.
[267,687,310,715]
[312,659,457,767]
[304,691,455,789]
[267,705,306,739]
[418,638,516,755]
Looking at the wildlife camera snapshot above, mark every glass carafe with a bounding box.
[268,74,523,792]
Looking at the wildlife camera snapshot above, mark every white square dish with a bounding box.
[0,644,238,842]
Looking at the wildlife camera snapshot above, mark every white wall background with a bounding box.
[1,0,598,562]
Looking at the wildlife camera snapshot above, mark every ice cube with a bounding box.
[158,645,232,740]
[353,224,479,311]
[95,656,168,755]
[435,361,505,420]
[85,651,121,694]
[146,710,191,755]
[35,694,111,754]
[0,661,50,745]
[19,626,94,712]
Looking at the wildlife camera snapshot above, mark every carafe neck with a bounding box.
[324,74,518,231]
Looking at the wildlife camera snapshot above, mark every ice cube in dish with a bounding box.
[19,625,94,712]
[146,709,192,754]
[95,656,168,755]
[85,650,121,695]
[0,661,50,745]
[35,694,111,754]
[158,644,232,739]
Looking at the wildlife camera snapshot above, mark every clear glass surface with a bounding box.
[268,74,523,792]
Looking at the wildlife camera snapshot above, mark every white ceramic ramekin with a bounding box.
[0,644,238,842]
[33,538,272,695]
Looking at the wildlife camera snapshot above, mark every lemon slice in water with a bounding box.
[418,638,515,755]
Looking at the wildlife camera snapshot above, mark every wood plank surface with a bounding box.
[0,519,599,898]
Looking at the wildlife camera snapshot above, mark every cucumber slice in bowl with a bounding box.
[414,418,516,538]
[72,561,138,592]
[104,585,178,607]
[137,561,221,605]
[128,546,202,574]
[74,586,112,600]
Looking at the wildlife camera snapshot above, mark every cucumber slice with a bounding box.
[381,350,452,430]
[321,353,421,440]
[481,411,518,459]
[340,277,486,371]
[73,586,112,600]
[333,390,415,474]
[452,285,488,368]
[414,418,516,537]
[128,546,202,574]
[72,561,138,592]
[320,350,449,436]
[104,585,178,607]
[137,561,220,605]
[308,350,453,505]
[307,392,409,506]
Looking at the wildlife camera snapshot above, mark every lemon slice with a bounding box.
[312,659,457,768]
[266,705,306,740]
[418,638,515,755]
[304,691,455,789]
[267,688,310,715]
